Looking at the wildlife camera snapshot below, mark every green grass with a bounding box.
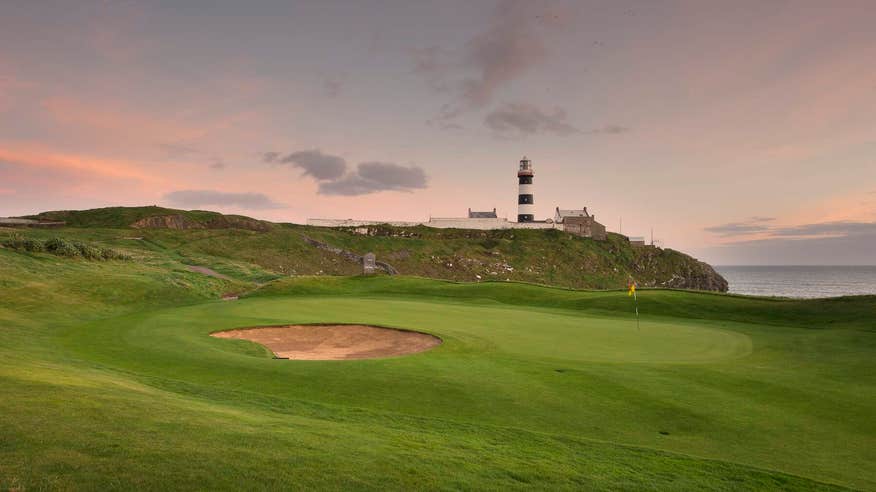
[6,205,728,290]
[1,245,874,490]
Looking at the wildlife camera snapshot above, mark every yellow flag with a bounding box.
[628,283,636,296]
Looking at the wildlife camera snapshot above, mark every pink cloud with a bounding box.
[0,143,166,184]
[40,97,206,143]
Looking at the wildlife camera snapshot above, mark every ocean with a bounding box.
[715,265,876,299]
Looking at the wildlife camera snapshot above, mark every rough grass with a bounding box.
[7,205,724,290]
[0,249,874,490]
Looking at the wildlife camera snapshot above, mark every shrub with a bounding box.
[72,241,104,260]
[21,238,46,252]
[100,247,131,261]
[1,233,22,248]
[2,234,46,252]
[5,235,130,261]
[44,237,81,257]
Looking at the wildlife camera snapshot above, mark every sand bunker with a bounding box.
[211,324,441,360]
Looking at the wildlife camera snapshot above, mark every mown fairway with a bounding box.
[1,247,875,490]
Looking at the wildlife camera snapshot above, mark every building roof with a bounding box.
[554,207,591,222]
[468,208,497,218]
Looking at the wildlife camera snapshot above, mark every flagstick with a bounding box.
[634,290,639,331]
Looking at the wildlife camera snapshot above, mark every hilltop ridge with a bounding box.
[11,206,727,291]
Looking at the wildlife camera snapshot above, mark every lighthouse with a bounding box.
[517,156,534,222]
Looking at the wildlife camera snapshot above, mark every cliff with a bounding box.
[14,207,728,292]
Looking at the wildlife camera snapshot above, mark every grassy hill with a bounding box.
[0,242,873,490]
[10,206,727,291]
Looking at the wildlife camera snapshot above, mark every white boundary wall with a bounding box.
[307,217,561,231]
[307,218,422,228]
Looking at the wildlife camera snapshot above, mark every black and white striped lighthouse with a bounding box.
[517,156,534,222]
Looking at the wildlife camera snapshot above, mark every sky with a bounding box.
[1,0,874,265]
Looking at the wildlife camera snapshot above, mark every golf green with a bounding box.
[70,297,753,366]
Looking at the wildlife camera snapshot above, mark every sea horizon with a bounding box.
[714,265,876,299]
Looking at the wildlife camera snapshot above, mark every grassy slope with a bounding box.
[25,205,227,228]
[1,244,874,490]
[13,206,724,290]
[256,276,876,331]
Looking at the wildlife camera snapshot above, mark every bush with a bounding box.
[2,234,46,252]
[44,237,81,257]
[4,235,130,261]
[21,238,46,252]
[100,247,131,261]
[72,241,104,260]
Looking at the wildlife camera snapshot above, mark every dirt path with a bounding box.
[212,324,441,360]
[186,265,232,281]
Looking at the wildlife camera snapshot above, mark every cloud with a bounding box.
[707,216,876,241]
[318,162,428,196]
[157,142,200,158]
[413,46,451,92]
[263,149,347,180]
[709,221,876,265]
[163,189,284,210]
[587,125,630,135]
[459,1,569,109]
[262,151,281,163]
[483,103,628,138]
[769,221,876,238]
[262,148,428,196]
[484,103,579,136]
[705,217,775,237]
[0,143,162,184]
[420,1,572,120]
[323,77,343,98]
[157,142,227,171]
[358,162,428,189]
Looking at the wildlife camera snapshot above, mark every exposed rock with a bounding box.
[632,246,728,292]
[301,235,398,275]
[204,215,272,232]
[655,261,728,292]
[130,214,271,232]
[131,215,205,230]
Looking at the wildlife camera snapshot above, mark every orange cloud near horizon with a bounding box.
[0,143,166,184]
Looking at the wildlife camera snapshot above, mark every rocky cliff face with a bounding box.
[629,246,728,292]
[301,227,730,292]
[131,215,205,230]
[646,260,728,292]
[131,214,271,232]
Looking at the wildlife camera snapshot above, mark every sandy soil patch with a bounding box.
[186,265,231,280]
[211,324,441,360]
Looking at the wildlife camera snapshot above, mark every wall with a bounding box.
[562,216,607,240]
[307,218,422,227]
[308,217,561,231]
[0,218,66,228]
